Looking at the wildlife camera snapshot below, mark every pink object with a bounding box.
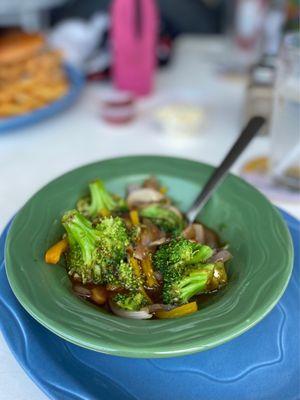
[234,0,268,50]
[111,0,158,96]
[100,89,136,124]
[101,89,135,107]
[101,106,135,124]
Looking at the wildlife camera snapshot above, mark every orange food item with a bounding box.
[0,31,45,66]
[45,238,68,264]
[0,30,69,118]
[141,255,157,288]
[129,210,140,225]
[100,208,110,217]
[159,186,168,194]
[130,256,141,277]
[242,156,269,174]
[128,257,152,303]
[155,302,198,319]
[91,287,107,305]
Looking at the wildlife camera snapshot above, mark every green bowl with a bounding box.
[5,156,293,358]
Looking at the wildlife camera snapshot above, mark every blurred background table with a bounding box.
[0,35,299,400]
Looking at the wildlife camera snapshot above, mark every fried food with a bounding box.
[0,30,69,118]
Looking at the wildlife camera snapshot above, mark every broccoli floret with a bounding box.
[153,238,213,279]
[117,260,141,290]
[62,210,104,283]
[140,204,183,235]
[95,216,130,262]
[163,264,215,305]
[62,212,131,284]
[95,217,140,290]
[77,179,127,219]
[105,260,141,291]
[112,292,149,311]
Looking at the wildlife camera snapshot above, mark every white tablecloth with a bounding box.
[0,35,299,400]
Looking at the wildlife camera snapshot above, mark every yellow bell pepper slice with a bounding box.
[129,210,140,225]
[155,302,198,319]
[91,287,107,305]
[141,255,157,288]
[130,256,141,277]
[45,238,68,264]
[100,208,110,217]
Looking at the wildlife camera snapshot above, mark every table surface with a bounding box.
[0,35,299,400]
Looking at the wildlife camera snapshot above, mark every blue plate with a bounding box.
[0,65,84,133]
[0,209,299,400]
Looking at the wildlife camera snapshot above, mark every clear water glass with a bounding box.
[270,32,300,190]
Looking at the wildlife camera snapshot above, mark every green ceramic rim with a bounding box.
[5,156,294,358]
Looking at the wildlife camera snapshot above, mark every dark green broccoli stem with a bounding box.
[62,210,100,266]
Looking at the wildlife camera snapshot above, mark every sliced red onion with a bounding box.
[154,270,163,282]
[165,205,182,218]
[126,183,141,196]
[142,176,160,191]
[141,219,165,246]
[109,300,153,319]
[203,228,219,249]
[149,237,170,247]
[73,285,92,298]
[133,244,147,260]
[140,230,154,246]
[194,224,205,243]
[209,249,232,263]
[182,224,205,243]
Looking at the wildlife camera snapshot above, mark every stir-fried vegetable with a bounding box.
[207,262,228,291]
[140,204,183,235]
[62,211,130,284]
[162,264,215,305]
[129,256,141,278]
[62,210,104,283]
[141,255,157,288]
[91,287,107,305]
[155,302,198,319]
[77,179,127,219]
[129,210,140,225]
[45,176,231,319]
[112,292,150,311]
[106,260,142,291]
[153,238,213,280]
[45,238,68,264]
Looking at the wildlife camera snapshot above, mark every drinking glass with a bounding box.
[270,32,300,189]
